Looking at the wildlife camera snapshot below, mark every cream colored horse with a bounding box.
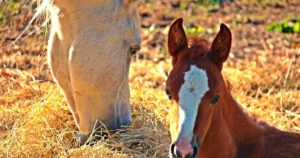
[46,0,141,144]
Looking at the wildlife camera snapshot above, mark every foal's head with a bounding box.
[166,18,232,158]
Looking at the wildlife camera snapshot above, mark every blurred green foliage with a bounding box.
[0,0,22,23]
[0,12,3,22]
[7,1,21,11]
[266,20,300,33]
[192,0,222,5]
[185,26,204,35]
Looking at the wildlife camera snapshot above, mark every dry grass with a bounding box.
[0,56,299,157]
[0,0,299,157]
[0,60,173,157]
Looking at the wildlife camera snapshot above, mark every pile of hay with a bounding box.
[0,60,173,157]
[1,54,299,157]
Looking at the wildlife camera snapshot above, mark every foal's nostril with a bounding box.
[171,143,177,157]
[170,143,196,158]
[192,146,198,158]
[175,150,182,158]
[179,147,197,158]
[171,143,181,158]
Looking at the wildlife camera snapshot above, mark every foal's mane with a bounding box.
[188,36,209,48]
[183,36,210,59]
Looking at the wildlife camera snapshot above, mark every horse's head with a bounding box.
[166,18,232,158]
[48,0,141,60]
[47,0,141,143]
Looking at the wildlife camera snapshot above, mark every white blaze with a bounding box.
[178,65,209,140]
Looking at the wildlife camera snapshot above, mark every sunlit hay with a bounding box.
[0,75,50,105]
[0,48,299,157]
[68,84,171,157]
[67,144,127,158]
[0,53,299,157]
[223,54,300,133]
[130,59,173,125]
[0,82,53,140]
[0,86,76,158]
[0,60,172,157]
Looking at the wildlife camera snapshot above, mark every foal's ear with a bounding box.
[210,24,232,70]
[168,18,188,57]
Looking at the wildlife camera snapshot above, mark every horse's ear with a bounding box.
[123,0,140,14]
[168,18,188,57]
[210,24,232,70]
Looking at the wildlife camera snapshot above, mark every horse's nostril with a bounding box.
[77,134,89,146]
[129,43,141,55]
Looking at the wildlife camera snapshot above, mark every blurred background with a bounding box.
[0,0,299,157]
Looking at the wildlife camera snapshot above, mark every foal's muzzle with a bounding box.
[170,135,199,158]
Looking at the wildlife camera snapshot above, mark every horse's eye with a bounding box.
[165,88,172,100]
[128,44,141,56]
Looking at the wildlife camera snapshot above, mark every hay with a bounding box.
[0,61,173,157]
[1,56,299,157]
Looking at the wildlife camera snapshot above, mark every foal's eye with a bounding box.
[210,94,220,106]
[165,88,172,100]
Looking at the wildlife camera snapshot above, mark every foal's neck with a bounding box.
[221,92,264,144]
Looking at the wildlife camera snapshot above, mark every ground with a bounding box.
[0,0,299,157]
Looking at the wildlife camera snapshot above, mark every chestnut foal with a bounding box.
[166,18,300,158]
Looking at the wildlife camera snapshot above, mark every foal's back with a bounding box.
[262,125,300,158]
